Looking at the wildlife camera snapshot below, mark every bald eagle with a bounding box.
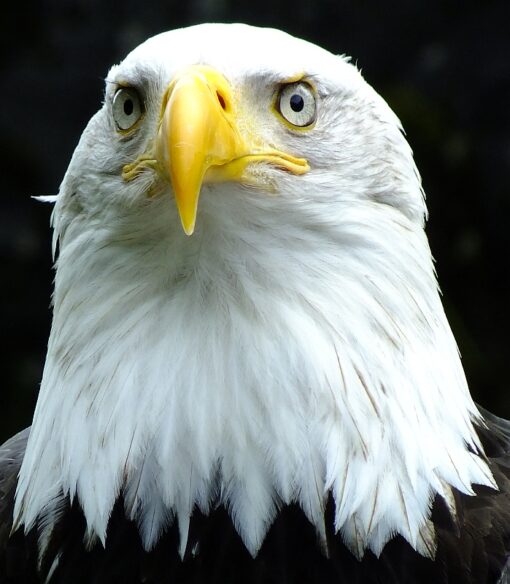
[1,23,509,584]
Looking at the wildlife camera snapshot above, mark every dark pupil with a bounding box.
[123,98,134,116]
[290,94,304,112]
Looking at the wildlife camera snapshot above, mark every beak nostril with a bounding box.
[216,91,227,111]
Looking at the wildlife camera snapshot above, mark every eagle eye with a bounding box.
[112,87,144,131]
[277,82,316,128]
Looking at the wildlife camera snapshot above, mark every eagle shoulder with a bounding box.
[0,428,32,581]
[440,407,510,584]
[1,415,510,583]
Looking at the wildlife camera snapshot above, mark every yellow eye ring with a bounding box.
[275,81,317,129]
[112,87,144,133]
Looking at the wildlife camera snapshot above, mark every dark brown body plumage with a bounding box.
[1,409,509,583]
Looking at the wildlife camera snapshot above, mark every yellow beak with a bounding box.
[124,66,309,235]
[156,66,245,235]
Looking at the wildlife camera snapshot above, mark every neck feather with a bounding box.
[15,195,495,559]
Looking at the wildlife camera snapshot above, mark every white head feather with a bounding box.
[14,23,495,560]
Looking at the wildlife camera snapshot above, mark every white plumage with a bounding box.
[13,23,495,564]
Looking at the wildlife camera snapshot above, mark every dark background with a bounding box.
[1,0,509,444]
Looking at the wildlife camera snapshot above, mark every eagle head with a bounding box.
[14,23,494,562]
